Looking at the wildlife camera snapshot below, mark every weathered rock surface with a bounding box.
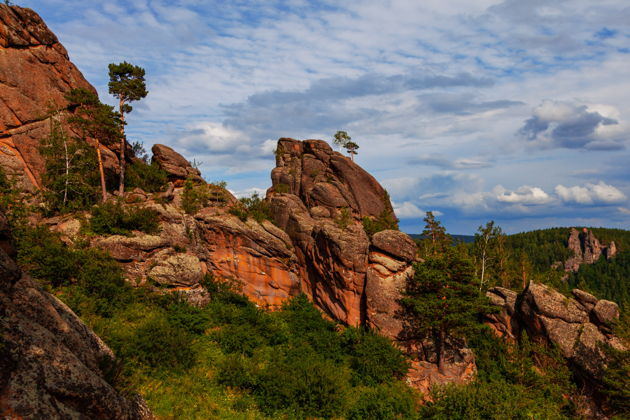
[0,212,151,419]
[0,4,120,192]
[563,228,616,272]
[268,139,412,329]
[486,282,625,382]
[151,144,203,184]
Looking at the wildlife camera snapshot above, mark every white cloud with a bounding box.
[393,201,426,219]
[555,182,626,204]
[495,185,553,205]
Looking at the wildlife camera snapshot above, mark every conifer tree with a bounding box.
[108,61,148,194]
[419,211,451,258]
[65,88,122,202]
[401,247,495,374]
[333,130,359,161]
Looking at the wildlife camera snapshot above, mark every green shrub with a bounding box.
[217,353,258,389]
[164,300,211,335]
[343,327,409,386]
[229,193,271,223]
[335,207,352,229]
[254,346,351,418]
[127,317,196,369]
[125,160,169,193]
[16,226,78,287]
[274,183,289,193]
[181,179,210,214]
[348,382,417,420]
[90,201,160,235]
[362,208,399,237]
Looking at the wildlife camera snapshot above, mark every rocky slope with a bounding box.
[0,211,152,419]
[0,4,120,191]
[487,282,626,387]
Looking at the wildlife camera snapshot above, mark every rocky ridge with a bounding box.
[486,282,626,385]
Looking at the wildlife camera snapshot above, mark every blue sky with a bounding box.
[21,0,630,234]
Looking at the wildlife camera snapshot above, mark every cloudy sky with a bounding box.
[22,0,630,234]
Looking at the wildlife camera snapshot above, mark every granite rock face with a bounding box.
[0,4,120,192]
[0,212,152,419]
[486,282,625,382]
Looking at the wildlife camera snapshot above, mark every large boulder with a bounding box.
[0,4,119,192]
[0,212,151,419]
[151,144,203,184]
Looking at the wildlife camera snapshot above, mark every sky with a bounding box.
[20,0,630,234]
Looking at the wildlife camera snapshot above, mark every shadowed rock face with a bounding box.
[0,213,152,419]
[0,5,122,191]
[486,282,625,384]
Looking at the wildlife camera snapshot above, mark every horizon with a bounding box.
[18,0,630,234]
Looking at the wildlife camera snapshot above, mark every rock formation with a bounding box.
[0,211,152,419]
[486,282,626,384]
[151,144,203,185]
[268,138,408,332]
[0,4,124,191]
[563,228,616,272]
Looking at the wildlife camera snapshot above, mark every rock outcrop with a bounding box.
[0,212,152,419]
[486,282,626,384]
[151,144,203,185]
[0,4,121,191]
[268,138,409,331]
[563,228,616,272]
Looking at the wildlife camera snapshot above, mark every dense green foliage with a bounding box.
[568,250,630,310]
[362,208,399,237]
[229,193,272,223]
[125,159,169,193]
[89,201,160,236]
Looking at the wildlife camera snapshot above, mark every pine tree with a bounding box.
[65,88,122,202]
[401,247,496,374]
[108,61,148,194]
[333,130,359,161]
[419,211,451,258]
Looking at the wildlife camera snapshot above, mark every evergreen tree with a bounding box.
[333,130,359,161]
[108,61,148,194]
[39,115,100,212]
[401,247,495,374]
[419,211,451,258]
[65,88,122,202]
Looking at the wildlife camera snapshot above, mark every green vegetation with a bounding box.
[39,115,101,212]
[108,61,148,194]
[89,201,160,236]
[13,223,417,418]
[125,160,169,193]
[333,130,359,161]
[335,207,353,229]
[362,208,399,237]
[229,193,272,223]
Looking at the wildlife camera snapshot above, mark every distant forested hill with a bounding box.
[409,234,475,244]
[505,227,630,310]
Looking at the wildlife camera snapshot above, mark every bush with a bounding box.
[127,317,196,369]
[254,346,351,418]
[216,354,258,389]
[125,160,169,193]
[229,193,271,223]
[343,327,409,386]
[348,382,417,420]
[335,207,352,229]
[181,179,211,214]
[90,201,160,235]
[362,208,399,237]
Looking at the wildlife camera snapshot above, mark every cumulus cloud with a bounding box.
[393,201,425,219]
[519,100,627,150]
[495,185,553,205]
[555,182,626,204]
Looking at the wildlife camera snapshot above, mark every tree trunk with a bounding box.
[62,135,69,206]
[95,140,107,202]
[118,97,126,196]
[437,328,446,375]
